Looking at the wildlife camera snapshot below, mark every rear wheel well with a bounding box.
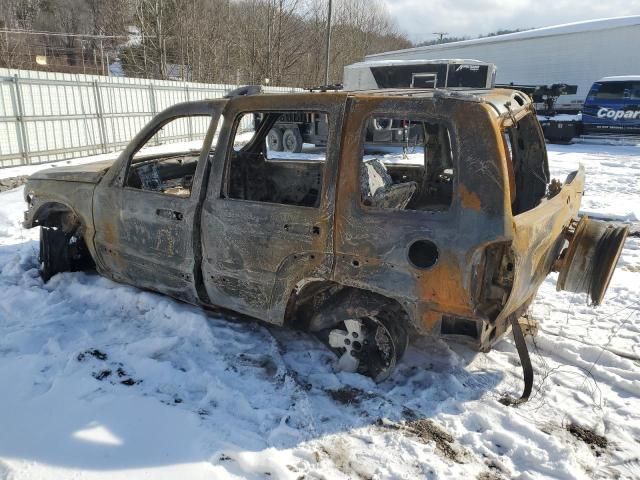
[286,281,412,381]
[284,281,411,333]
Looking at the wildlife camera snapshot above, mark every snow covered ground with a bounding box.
[0,143,639,479]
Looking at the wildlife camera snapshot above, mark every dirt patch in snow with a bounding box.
[319,437,375,479]
[0,176,27,192]
[326,387,373,406]
[78,349,141,386]
[404,419,462,463]
[567,423,608,450]
[477,472,505,480]
[77,349,108,361]
[379,418,464,463]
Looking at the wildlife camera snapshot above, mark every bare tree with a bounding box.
[1,0,411,84]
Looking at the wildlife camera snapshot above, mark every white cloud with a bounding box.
[383,0,640,42]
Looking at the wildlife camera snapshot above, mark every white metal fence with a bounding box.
[0,69,298,169]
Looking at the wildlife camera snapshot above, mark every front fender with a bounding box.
[23,179,98,258]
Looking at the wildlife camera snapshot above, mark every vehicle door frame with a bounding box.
[93,100,225,303]
[201,94,346,323]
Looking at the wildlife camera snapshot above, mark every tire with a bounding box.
[39,226,94,282]
[315,298,409,382]
[367,118,393,136]
[267,128,284,152]
[40,226,73,282]
[372,118,393,130]
[283,127,303,153]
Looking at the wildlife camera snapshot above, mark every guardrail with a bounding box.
[0,69,298,169]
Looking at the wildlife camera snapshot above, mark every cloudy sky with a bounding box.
[382,0,640,42]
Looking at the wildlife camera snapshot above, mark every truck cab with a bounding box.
[583,76,640,134]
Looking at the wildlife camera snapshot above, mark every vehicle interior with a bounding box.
[225,112,456,211]
[226,111,325,207]
[361,118,454,211]
[126,153,199,197]
[124,116,210,198]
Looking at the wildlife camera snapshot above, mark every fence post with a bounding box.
[92,81,108,154]
[184,85,194,140]
[148,84,161,146]
[11,75,30,165]
[148,84,157,115]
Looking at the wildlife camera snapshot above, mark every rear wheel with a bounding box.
[283,127,303,153]
[322,309,408,382]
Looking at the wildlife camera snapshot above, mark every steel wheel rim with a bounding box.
[328,316,397,382]
[267,131,279,149]
[284,133,296,151]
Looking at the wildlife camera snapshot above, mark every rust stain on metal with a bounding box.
[458,184,482,212]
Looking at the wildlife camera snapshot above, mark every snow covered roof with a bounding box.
[598,75,640,82]
[347,58,489,68]
[367,16,640,60]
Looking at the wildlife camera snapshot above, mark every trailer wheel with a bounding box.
[283,127,303,153]
[372,118,393,130]
[366,118,393,136]
[267,128,284,152]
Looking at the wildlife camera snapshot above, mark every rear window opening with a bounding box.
[503,113,549,215]
[359,117,454,211]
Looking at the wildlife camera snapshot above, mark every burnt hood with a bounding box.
[28,159,115,184]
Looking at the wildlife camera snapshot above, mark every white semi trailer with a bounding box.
[361,16,640,111]
[343,59,496,91]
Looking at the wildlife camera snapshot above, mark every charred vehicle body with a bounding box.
[23,87,628,401]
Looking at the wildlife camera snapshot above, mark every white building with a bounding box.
[363,16,640,109]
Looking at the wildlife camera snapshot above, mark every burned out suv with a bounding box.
[23,87,627,399]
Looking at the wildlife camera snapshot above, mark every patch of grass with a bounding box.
[404,419,461,462]
[378,417,465,463]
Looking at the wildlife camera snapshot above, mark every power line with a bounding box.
[0,28,129,39]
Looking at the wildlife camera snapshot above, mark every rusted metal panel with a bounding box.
[333,95,511,337]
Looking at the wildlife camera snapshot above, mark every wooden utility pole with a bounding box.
[99,37,105,75]
[81,41,86,74]
[324,0,332,85]
[225,0,231,83]
[433,32,448,43]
